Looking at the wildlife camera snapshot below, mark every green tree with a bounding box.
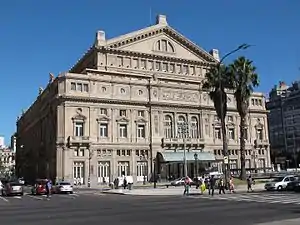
[202,65,232,178]
[228,56,259,180]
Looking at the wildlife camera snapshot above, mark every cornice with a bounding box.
[99,47,213,67]
[58,95,268,114]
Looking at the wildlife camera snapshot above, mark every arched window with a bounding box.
[154,39,175,53]
[164,115,173,138]
[177,116,186,138]
[190,117,198,138]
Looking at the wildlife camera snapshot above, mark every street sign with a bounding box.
[224,156,229,164]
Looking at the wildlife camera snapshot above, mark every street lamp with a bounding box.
[194,153,198,178]
[177,121,189,177]
[140,154,147,185]
[217,43,251,185]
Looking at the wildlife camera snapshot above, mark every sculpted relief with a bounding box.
[161,90,199,103]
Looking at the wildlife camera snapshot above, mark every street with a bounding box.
[0,191,300,225]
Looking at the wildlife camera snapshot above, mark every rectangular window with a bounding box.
[79,149,84,157]
[83,84,89,92]
[169,64,175,73]
[141,59,147,69]
[132,58,138,68]
[99,123,108,137]
[214,127,221,139]
[162,62,168,72]
[162,40,167,51]
[228,128,235,140]
[190,66,196,75]
[71,82,76,90]
[100,108,107,115]
[138,110,144,117]
[119,124,128,138]
[137,124,145,138]
[148,60,154,70]
[117,56,123,67]
[75,122,84,137]
[117,150,121,156]
[120,110,126,117]
[74,149,79,157]
[183,65,189,74]
[77,83,83,92]
[155,61,161,71]
[177,64,182,74]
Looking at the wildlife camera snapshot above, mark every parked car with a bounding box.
[1,182,23,196]
[286,176,300,191]
[53,181,73,194]
[264,175,295,191]
[31,179,49,195]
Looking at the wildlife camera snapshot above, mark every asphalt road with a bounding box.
[0,192,300,225]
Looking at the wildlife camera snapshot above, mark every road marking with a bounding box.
[57,194,76,199]
[70,193,79,197]
[26,195,43,200]
[93,193,105,196]
[13,196,22,199]
[0,196,9,202]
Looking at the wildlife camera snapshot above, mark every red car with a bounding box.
[31,179,50,195]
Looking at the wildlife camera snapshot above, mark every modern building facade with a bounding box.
[267,81,300,168]
[16,15,271,186]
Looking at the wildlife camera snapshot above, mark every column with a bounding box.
[131,149,137,183]
[111,149,117,179]
[90,148,98,187]
[63,148,72,182]
[56,146,63,181]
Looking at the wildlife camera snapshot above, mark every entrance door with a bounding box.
[136,161,148,182]
[73,161,84,185]
[97,161,110,183]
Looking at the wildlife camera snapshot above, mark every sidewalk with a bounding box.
[102,183,265,196]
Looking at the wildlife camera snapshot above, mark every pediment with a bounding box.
[97,115,110,122]
[72,113,86,121]
[135,118,148,123]
[106,26,217,63]
[116,117,130,123]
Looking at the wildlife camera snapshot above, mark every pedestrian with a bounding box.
[229,177,235,193]
[208,175,216,196]
[123,177,127,189]
[183,176,191,196]
[218,178,225,194]
[45,179,52,199]
[247,175,254,192]
[199,175,205,194]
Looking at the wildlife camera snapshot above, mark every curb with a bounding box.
[102,191,126,195]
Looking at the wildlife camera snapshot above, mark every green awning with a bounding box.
[158,152,215,162]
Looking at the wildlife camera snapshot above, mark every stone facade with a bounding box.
[16,15,270,186]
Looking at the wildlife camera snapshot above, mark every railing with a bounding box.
[162,138,205,145]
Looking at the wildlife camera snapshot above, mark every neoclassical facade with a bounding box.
[16,15,271,186]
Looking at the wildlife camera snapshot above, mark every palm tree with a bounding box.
[228,56,259,180]
[202,65,232,177]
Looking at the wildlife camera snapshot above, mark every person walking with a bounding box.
[229,177,235,193]
[183,176,191,196]
[218,178,225,194]
[247,175,254,192]
[208,175,216,196]
[45,179,52,199]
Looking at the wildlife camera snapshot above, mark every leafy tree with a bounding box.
[202,65,232,178]
[228,56,259,180]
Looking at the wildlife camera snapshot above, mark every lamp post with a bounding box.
[177,121,189,177]
[217,44,251,185]
[194,153,198,178]
[140,154,147,185]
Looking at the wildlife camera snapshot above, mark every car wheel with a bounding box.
[277,186,283,191]
[70,191,73,194]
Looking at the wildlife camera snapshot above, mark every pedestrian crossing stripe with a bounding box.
[188,193,300,205]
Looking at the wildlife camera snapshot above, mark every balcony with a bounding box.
[69,136,91,145]
[254,139,269,147]
[162,138,205,147]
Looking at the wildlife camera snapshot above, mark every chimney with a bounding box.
[156,14,168,25]
[209,49,220,61]
[95,30,106,46]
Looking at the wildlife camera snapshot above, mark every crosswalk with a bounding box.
[0,191,107,204]
[188,192,300,205]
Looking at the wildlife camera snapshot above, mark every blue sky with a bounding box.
[0,0,299,144]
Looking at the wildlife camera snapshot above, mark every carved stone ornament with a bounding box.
[116,117,130,123]
[227,97,232,103]
[135,118,147,123]
[162,91,198,103]
[97,115,110,122]
[203,94,207,101]
[153,89,158,97]
[49,73,55,83]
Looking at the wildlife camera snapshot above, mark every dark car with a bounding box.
[286,176,300,191]
[1,182,24,196]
